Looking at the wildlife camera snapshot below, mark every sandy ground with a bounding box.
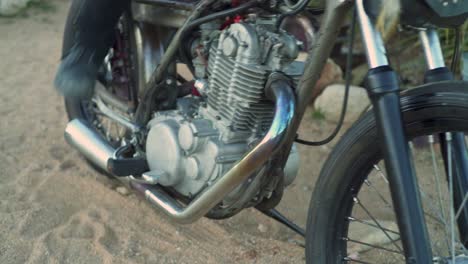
[0,1,345,263]
[2,1,459,263]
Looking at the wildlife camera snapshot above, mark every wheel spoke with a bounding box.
[343,257,374,263]
[408,136,449,256]
[446,133,456,261]
[364,164,445,254]
[418,188,450,226]
[353,197,403,253]
[428,135,450,254]
[429,134,467,256]
[343,237,403,255]
[428,135,449,223]
[348,216,399,235]
[91,96,128,143]
[364,178,392,209]
[455,191,468,220]
[373,163,446,226]
[373,164,389,183]
[372,163,446,226]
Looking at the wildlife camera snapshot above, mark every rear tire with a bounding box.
[306,84,468,263]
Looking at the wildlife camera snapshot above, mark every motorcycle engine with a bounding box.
[145,17,303,212]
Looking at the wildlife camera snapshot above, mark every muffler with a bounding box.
[65,119,114,171]
[63,77,296,224]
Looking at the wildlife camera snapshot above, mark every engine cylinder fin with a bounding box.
[206,43,274,134]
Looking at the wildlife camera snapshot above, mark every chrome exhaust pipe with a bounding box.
[130,77,296,224]
[63,77,295,224]
[64,119,114,171]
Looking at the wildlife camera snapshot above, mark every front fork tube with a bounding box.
[356,0,433,262]
[364,68,433,263]
[420,29,468,247]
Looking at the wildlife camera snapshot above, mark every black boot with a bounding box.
[54,0,129,99]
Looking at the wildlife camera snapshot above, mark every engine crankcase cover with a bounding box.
[146,111,247,197]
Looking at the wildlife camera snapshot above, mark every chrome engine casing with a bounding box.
[146,98,249,198]
[146,20,302,206]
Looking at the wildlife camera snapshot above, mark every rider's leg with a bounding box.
[54,0,129,99]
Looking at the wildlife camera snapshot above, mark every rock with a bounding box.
[0,0,33,16]
[257,224,268,233]
[314,84,370,123]
[115,186,130,196]
[351,63,369,86]
[309,58,343,104]
[316,59,343,91]
[242,249,257,260]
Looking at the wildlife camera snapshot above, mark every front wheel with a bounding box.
[306,83,468,263]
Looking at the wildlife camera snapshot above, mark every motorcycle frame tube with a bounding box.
[276,0,353,166]
[130,77,295,223]
[133,0,195,11]
[357,0,433,261]
[257,0,354,205]
[134,0,216,124]
[420,29,468,247]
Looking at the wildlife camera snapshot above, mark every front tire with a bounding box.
[306,83,468,263]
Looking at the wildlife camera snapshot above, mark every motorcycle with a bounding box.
[57,0,468,262]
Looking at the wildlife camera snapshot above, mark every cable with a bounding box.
[284,0,305,10]
[276,0,310,29]
[295,7,357,146]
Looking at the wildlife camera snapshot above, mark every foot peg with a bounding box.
[107,145,149,177]
[107,157,149,177]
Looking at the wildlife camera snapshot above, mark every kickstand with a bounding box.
[258,208,305,238]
